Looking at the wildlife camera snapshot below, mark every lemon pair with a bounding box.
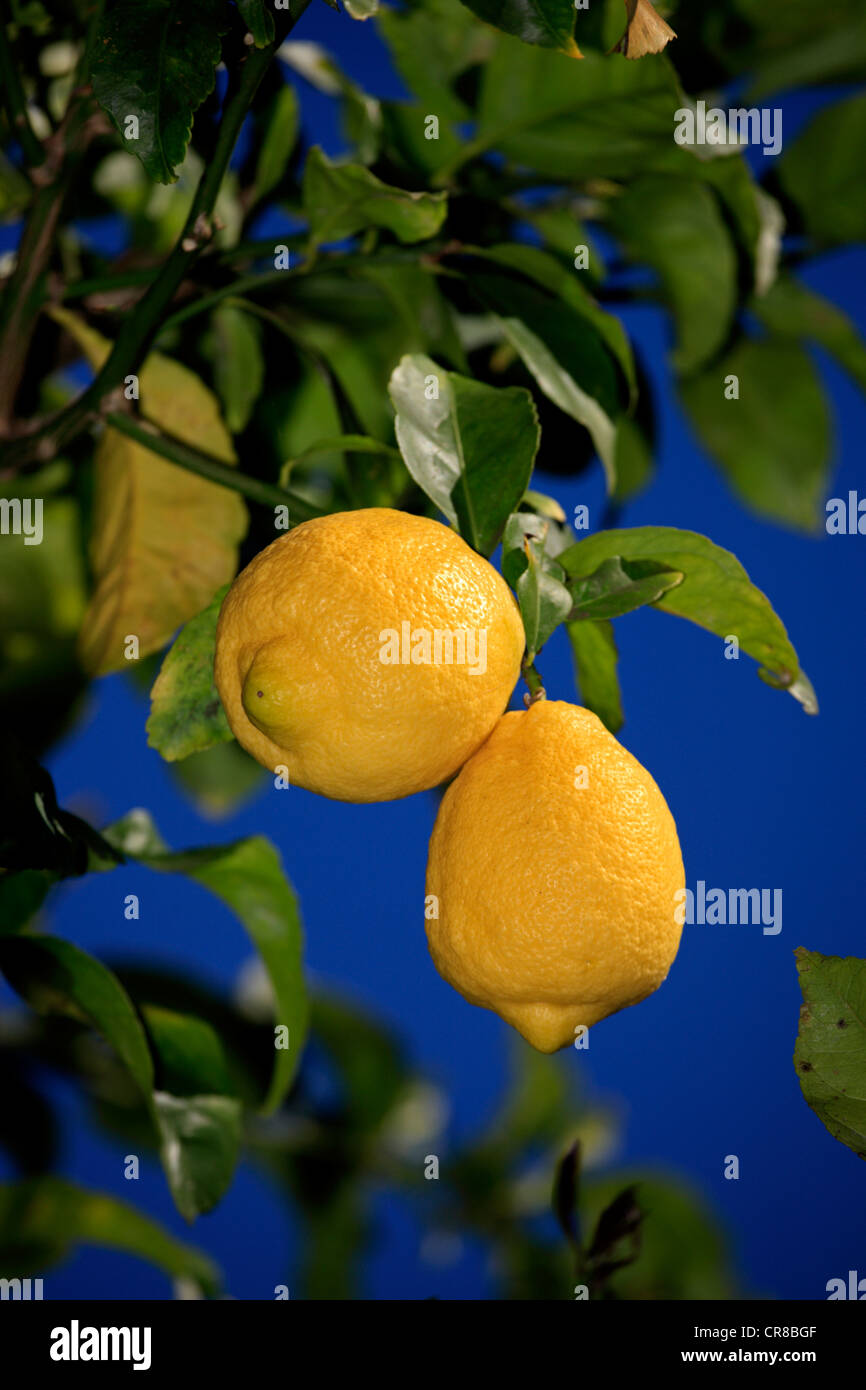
[214,509,684,1052]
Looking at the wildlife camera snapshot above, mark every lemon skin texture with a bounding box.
[425,700,685,1051]
[214,508,525,802]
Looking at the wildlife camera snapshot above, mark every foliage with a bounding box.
[0,0,862,1296]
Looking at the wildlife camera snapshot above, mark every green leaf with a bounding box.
[753,276,866,394]
[0,1178,219,1293]
[171,741,264,818]
[567,619,624,733]
[559,526,817,713]
[143,1005,238,1097]
[303,147,447,247]
[282,434,401,480]
[153,1093,242,1221]
[251,83,299,205]
[0,935,154,1096]
[608,175,738,375]
[236,0,275,46]
[0,869,55,934]
[208,304,265,434]
[377,0,486,124]
[794,949,866,1160]
[458,0,580,54]
[90,0,229,185]
[680,339,830,533]
[107,820,309,1113]
[147,585,233,762]
[568,556,683,621]
[388,353,539,556]
[502,515,571,659]
[1,741,123,877]
[779,93,866,247]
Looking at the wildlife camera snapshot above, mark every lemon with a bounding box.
[425,700,685,1052]
[214,508,525,802]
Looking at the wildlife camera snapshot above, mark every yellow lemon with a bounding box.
[214,508,525,802]
[425,700,685,1051]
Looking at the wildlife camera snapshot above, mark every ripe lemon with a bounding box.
[214,508,524,802]
[425,700,685,1051]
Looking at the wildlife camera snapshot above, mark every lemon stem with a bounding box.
[522,655,546,706]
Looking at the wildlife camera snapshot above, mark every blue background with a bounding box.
[2,8,865,1300]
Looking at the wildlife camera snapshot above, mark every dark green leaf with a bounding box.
[251,83,300,203]
[779,93,866,246]
[680,339,830,532]
[1,741,123,877]
[559,526,817,713]
[458,0,580,54]
[377,0,486,124]
[236,0,274,46]
[794,948,866,1159]
[0,935,154,1097]
[608,175,738,375]
[147,585,233,763]
[0,869,54,934]
[303,147,447,246]
[568,556,683,621]
[143,1005,238,1098]
[208,304,265,434]
[0,1178,219,1292]
[389,353,539,556]
[567,619,624,733]
[90,0,229,184]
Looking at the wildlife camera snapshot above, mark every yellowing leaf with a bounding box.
[49,308,247,676]
[615,0,676,59]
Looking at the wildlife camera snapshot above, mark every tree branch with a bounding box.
[0,0,46,170]
[0,0,314,470]
[104,411,323,522]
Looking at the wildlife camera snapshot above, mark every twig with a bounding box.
[0,0,314,471]
[104,411,323,522]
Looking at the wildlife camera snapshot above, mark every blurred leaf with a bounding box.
[282,433,401,479]
[794,948,866,1159]
[208,304,265,434]
[377,0,489,122]
[171,740,264,818]
[502,514,571,659]
[737,0,866,97]
[612,412,653,504]
[251,82,299,204]
[0,936,154,1096]
[581,1174,736,1298]
[147,584,233,762]
[779,93,866,246]
[49,308,247,676]
[608,175,737,374]
[389,353,539,555]
[568,556,683,621]
[143,1005,238,1098]
[236,0,275,46]
[90,0,228,184]
[0,742,122,878]
[312,995,409,1131]
[680,338,830,532]
[560,526,817,712]
[0,1178,219,1293]
[552,1140,581,1247]
[106,820,309,1114]
[0,870,54,933]
[0,1066,57,1175]
[303,147,447,246]
[458,0,581,55]
[345,0,378,16]
[753,275,866,393]
[567,619,624,733]
[153,1092,242,1221]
